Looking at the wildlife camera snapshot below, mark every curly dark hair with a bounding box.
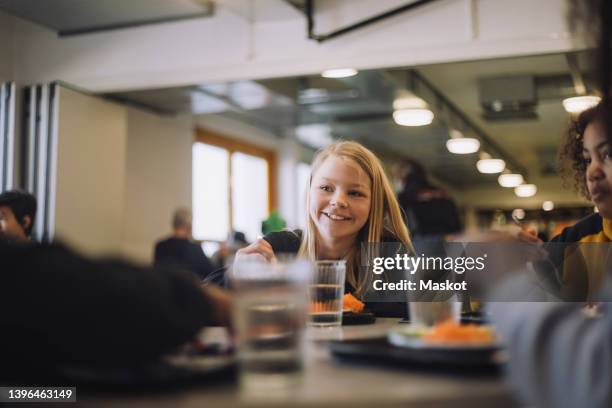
[558,103,608,199]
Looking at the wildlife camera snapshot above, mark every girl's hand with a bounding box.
[235,237,277,263]
[509,225,543,244]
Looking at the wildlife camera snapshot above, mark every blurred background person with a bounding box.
[211,230,249,270]
[154,207,215,281]
[393,158,462,240]
[0,190,37,243]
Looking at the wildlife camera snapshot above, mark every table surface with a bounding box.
[78,319,517,408]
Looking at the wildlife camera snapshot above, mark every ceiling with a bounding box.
[0,0,594,206]
[105,50,594,196]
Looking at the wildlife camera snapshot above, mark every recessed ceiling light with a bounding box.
[515,184,537,197]
[542,201,554,211]
[476,158,505,174]
[562,95,601,114]
[498,173,524,187]
[321,68,358,78]
[446,138,480,154]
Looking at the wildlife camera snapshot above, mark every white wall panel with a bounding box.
[121,109,193,263]
[54,87,127,255]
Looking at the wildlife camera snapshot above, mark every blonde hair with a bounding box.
[299,141,413,295]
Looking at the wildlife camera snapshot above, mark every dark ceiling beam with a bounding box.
[58,4,215,37]
[305,0,440,43]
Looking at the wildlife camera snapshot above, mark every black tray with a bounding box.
[329,337,504,371]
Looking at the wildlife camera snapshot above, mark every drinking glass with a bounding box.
[230,259,310,391]
[308,260,346,327]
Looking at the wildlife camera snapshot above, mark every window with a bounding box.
[192,143,229,241]
[193,129,277,243]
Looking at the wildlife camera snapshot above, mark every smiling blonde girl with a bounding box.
[236,141,413,314]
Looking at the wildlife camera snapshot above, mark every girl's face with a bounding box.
[583,121,612,218]
[309,155,372,243]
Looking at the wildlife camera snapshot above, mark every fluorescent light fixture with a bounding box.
[515,184,537,197]
[498,173,524,187]
[321,68,358,78]
[446,138,480,154]
[542,201,554,211]
[512,208,525,220]
[562,95,601,114]
[476,158,505,174]
[393,109,434,126]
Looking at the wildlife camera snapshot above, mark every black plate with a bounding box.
[343,311,376,325]
[329,337,504,371]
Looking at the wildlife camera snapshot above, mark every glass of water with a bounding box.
[308,260,346,327]
[230,259,311,392]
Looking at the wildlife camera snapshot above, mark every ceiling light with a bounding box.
[515,184,537,197]
[393,96,427,110]
[562,95,601,114]
[393,109,434,126]
[542,201,554,211]
[446,138,480,154]
[512,208,525,220]
[321,68,358,78]
[477,158,505,174]
[498,173,524,187]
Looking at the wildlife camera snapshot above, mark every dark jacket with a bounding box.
[397,186,462,238]
[154,237,215,281]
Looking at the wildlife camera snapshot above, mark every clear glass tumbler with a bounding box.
[230,259,311,392]
[308,260,347,327]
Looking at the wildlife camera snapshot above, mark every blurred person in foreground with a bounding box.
[0,190,37,243]
[486,1,612,407]
[0,228,231,381]
[154,207,215,281]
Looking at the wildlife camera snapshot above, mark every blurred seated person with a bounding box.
[0,229,231,381]
[393,158,462,240]
[515,103,612,300]
[154,207,215,281]
[211,230,249,270]
[0,190,37,243]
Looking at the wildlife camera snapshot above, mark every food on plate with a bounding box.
[342,293,365,313]
[310,301,337,313]
[422,319,495,344]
